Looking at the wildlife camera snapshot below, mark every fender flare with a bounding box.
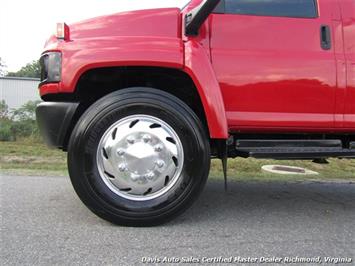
[183,40,228,139]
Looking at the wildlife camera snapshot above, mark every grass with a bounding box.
[210,157,355,182]
[0,139,68,176]
[1,140,355,182]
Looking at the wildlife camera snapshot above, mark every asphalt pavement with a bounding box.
[1,175,354,265]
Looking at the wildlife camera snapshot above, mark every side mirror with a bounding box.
[185,0,221,36]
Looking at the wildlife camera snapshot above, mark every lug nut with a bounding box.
[142,134,152,143]
[117,149,125,156]
[118,163,127,172]
[130,174,140,181]
[156,160,165,168]
[126,136,135,144]
[145,172,155,180]
[154,144,163,152]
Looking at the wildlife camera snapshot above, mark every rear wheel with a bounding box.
[67,88,210,226]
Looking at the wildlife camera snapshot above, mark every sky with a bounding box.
[0,0,190,72]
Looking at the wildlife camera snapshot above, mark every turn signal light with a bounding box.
[56,22,70,41]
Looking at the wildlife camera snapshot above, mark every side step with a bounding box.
[235,140,355,159]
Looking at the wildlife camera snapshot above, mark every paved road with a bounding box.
[1,175,354,265]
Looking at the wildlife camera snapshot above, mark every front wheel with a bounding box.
[67,88,210,226]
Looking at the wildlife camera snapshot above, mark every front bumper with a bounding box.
[36,102,79,149]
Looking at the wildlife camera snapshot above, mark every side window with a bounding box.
[224,0,318,18]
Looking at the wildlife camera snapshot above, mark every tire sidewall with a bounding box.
[68,88,210,223]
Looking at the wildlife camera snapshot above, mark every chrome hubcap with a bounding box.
[96,115,184,201]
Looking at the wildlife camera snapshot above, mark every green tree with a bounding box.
[11,100,42,140]
[0,100,13,141]
[0,100,42,142]
[7,60,40,78]
[12,100,41,121]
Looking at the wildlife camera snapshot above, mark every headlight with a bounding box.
[39,52,62,84]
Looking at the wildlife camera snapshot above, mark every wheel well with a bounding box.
[49,66,209,149]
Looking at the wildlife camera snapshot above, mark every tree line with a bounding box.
[0,100,41,141]
[0,57,40,78]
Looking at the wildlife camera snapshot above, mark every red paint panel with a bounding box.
[70,8,181,39]
[210,1,337,130]
[39,83,60,96]
[227,112,335,128]
[40,8,184,95]
[332,2,346,127]
[340,0,355,127]
[184,40,228,138]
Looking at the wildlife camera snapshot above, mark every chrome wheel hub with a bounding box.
[97,115,184,201]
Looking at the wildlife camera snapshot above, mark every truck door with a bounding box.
[210,0,337,130]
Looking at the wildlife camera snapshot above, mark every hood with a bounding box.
[69,8,182,40]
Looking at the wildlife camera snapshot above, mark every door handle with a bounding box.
[320,25,331,50]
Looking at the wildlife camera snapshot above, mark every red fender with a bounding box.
[183,40,228,139]
[39,8,228,139]
[40,8,184,95]
[40,38,229,139]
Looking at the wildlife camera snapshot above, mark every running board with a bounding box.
[235,140,355,159]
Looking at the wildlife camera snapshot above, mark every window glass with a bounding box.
[225,0,317,18]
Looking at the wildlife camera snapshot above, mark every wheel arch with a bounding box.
[44,64,228,149]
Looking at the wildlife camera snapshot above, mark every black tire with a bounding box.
[67,88,210,226]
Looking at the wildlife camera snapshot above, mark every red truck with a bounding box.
[36,0,355,226]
